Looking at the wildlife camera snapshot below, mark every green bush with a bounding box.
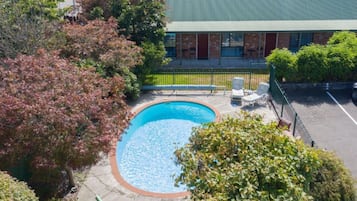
[268,31,357,82]
[310,150,356,201]
[266,48,297,82]
[296,44,328,82]
[326,31,357,81]
[175,112,319,200]
[326,45,355,81]
[121,68,140,100]
[0,171,38,201]
[89,7,104,20]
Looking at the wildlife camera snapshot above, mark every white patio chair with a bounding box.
[242,82,270,106]
[231,77,244,102]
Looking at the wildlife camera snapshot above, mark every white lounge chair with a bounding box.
[231,77,244,102]
[242,82,270,106]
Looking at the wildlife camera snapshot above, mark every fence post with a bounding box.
[292,113,298,137]
[269,65,276,92]
[280,102,284,118]
[249,72,252,90]
[210,68,214,85]
[172,68,176,85]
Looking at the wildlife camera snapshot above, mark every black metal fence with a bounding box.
[144,68,269,90]
[269,66,315,147]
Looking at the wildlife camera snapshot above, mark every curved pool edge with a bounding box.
[109,98,220,198]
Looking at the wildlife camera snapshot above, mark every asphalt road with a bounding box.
[285,88,357,179]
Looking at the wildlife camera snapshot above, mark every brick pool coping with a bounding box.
[109,98,221,198]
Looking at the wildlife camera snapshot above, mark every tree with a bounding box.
[81,0,112,20]
[175,112,319,201]
[118,0,166,45]
[62,18,143,99]
[0,0,63,59]
[116,0,168,82]
[80,0,168,84]
[0,50,130,190]
[0,171,38,201]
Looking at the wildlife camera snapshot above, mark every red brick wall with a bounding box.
[174,32,335,60]
[313,32,333,45]
[176,33,196,59]
[277,33,290,49]
[244,33,265,58]
[209,33,220,59]
[244,33,262,58]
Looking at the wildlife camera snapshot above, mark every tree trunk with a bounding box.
[65,165,76,188]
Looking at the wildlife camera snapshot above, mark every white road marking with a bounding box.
[326,91,357,126]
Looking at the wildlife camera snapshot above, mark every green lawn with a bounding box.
[144,72,269,90]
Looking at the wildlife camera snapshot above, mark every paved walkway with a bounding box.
[77,91,277,201]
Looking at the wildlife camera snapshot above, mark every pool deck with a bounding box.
[77,90,277,201]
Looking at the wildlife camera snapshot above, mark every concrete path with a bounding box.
[77,91,277,201]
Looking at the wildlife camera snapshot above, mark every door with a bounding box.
[265,33,277,57]
[198,34,208,59]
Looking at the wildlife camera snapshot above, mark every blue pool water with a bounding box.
[116,101,216,193]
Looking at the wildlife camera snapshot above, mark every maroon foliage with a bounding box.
[0,50,130,171]
[62,17,142,69]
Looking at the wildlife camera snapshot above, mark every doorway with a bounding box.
[198,34,208,59]
[265,33,277,57]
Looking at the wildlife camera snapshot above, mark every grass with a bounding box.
[144,71,269,90]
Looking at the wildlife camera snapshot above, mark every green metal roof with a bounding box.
[165,0,357,32]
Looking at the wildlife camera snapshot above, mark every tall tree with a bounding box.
[62,18,143,99]
[0,0,63,59]
[0,50,130,188]
[117,0,168,82]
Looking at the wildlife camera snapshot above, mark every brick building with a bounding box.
[164,0,357,61]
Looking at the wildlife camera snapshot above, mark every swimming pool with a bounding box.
[114,100,218,197]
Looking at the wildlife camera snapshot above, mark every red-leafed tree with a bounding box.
[62,17,143,99]
[0,50,130,188]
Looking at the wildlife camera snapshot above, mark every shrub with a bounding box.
[0,171,38,201]
[326,31,357,81]
[266,48,297,82]
[175,112,319,200]
[296,44,328,82]
[310,150,356,201]
[326,45,355,81]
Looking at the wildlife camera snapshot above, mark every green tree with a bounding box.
[266,48,297,82]
[175,112,319,201]
[89,6,104,20]
[82,0,112,19]
[296,44,328,82]
[0,171,38,201]
[0,0,63,59]
[3,0,64,20]
[117,0,168,82]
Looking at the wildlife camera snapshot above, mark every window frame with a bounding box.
[164,33,176,57]
[221,32,244,57]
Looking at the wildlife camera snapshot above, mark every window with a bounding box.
[164,33,176,57]
[221,32,244,57]
[289,33,313,52]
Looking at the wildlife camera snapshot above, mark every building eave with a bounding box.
[165,20,357,33]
